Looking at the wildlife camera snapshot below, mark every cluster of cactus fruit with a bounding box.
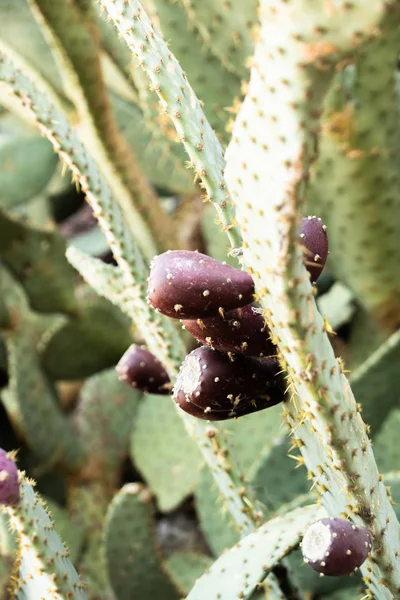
[1,0,400,599]
[120,216,328,420]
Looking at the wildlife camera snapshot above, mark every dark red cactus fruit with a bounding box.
[116,345,172,395]
[299,216,328,283]
[175,390,283,421]
[181,303,276,358]
[147,250,255,319]
[0,449,19,505]
[301,518,373,576]
[173,346,284,418]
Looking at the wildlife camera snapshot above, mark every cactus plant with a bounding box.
[1,0,400,598]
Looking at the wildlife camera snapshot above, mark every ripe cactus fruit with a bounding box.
[175,390,281,421]
[0,449,19,505]
[301,518,373,576]
[173,346,284,420]
[147,250,254,319]
[299,216,329,283]
[181,303,276,357]
[116,345,172,395]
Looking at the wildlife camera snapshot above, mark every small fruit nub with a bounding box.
[0,449,19,505]
[299,216,328,283]
[147,250,254,319]
[116,345,171,395]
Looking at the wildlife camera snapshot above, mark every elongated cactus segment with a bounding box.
[39,290,132,380]
[173,346,284,419]
[0,207,78,316]
[104,483,179,600]
[28,0,173,260]
[301,518,373,577]
[187,504,326,600]
[150,0,242,142]
[1,270,84,472]
[148,250,254,319]
[74,368,140,487]
[182,303,276,358]
[5,477,87,599]
[99,0,242,252]
[307,17,400,331]
[0,449,19,505]
[224,1,400,597]
[117,344,172,394]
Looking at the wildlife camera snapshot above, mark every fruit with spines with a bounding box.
[173,346,284,420]
[0,449,19,505]
[117,344,172,395]
[301,518,373,577]
[181,303,276,358]
[147,250,255,319]
[299,216,329,283]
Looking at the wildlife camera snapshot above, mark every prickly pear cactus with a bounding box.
[1,1,400,599]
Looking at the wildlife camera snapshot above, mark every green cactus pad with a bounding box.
[147,0,242,144]
[165,551,213,596]
[0,207,77,316]
[0,0,63,98]
[307,36,400,332]
[201,204,240,268]
[225,404,284,476]
[39,290,133,380]
[40,497,85,565]
[5,478,87,599]
[74,367,140,486]
[0,117,58,209]
[350,327,400,436]
[250,435,311,515]
[131,395,202,512]
[104,483,179,600]
[187,504,326,600]
[3,277,84,471]
[373,409,400,473]
[113,87,194,196]
[179,0,258,78]
[79,532,113,600]
[195,467,240,557]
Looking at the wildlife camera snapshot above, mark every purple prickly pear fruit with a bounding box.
[299,216,328,283]
[175,389,283,421]
[0,449,19,505]
[116,345,172,395]
[147,250,255,319]
[181,303,276,358]
[301,517,373,576]
[173,346,284,418]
